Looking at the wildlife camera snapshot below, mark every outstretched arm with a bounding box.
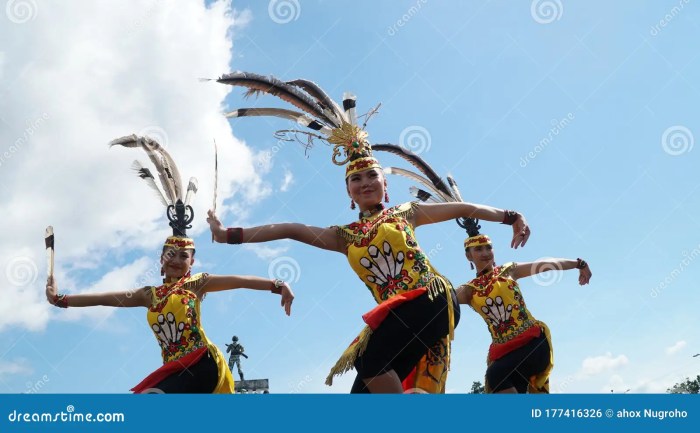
[45,276,151,308]
[510,258,592,285]
[413,202,531,248]
[199,275,295,316]
[207,210,345,253]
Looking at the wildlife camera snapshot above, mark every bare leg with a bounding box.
[362,370,404,393]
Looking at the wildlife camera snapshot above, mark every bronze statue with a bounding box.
[225,336,248,381]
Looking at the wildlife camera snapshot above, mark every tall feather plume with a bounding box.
[446,174,464,202]
[216,71,339,128]
[131,160,169,206]
[44,226,54,279]
[343,92,357,126]
[184,177,198,207]
[383,167,454,202]
[212,138,218,243]
[212,139,218,214]
[225,107,311,122]
[224,108,333,135]
[409,186,444,203]
[372,143,453,199]
[111,137,174,203]
[286,79,346,124]
[110,135,183,204]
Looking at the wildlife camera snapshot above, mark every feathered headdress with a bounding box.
[457,217,491,250]
[369,144,491,249]
[210,71,381,178]
[109,134,199,250]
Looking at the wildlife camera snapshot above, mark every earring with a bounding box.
[470,262,474,270]
[384,191,389,203]
[350,199,356,210]
[160,267,164,276]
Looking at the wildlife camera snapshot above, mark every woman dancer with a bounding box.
[45,135,294,393]
[456,218,591,393]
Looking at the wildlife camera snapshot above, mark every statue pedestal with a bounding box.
[234,379,269,394]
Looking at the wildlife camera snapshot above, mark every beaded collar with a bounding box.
[358,203,385,219]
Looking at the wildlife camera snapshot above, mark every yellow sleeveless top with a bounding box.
[336,202,449,302]
[465,263,553,393]
[466,263,540,345]
[147,273,234,393]
[327,202,455,393]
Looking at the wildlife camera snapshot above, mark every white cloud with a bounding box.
[244,244,290,261]
[602,374,628,393]
[579,352,629,376]
[0,1,261,332]
[280,169,294,192]
[602,374,681,394]
[665,340,686,355]
[54,257,154,324]
[232,8,253,30]
[0,359,33,377]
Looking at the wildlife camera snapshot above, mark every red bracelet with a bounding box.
[53,293,69,308]
[226,227,243,244]
[576,258,588,269]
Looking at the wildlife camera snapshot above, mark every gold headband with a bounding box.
[164,236,195,250]
[464,234,492,249]
[345,156,382,178]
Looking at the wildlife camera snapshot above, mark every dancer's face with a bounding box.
[466,244,494,268]
[161,248,195,279]
[346,168,386,211]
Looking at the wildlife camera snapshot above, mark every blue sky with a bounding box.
[1,0,699,394]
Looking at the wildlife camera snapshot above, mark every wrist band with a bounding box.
[502,210,519,225]
[576,258,588,269]
[270,279,284,295]
[53,293,69,308]
[226,227,243,244]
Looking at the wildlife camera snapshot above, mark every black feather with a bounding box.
[286,79,344,125]
[217,72,338,128]
[373,143,453,199]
